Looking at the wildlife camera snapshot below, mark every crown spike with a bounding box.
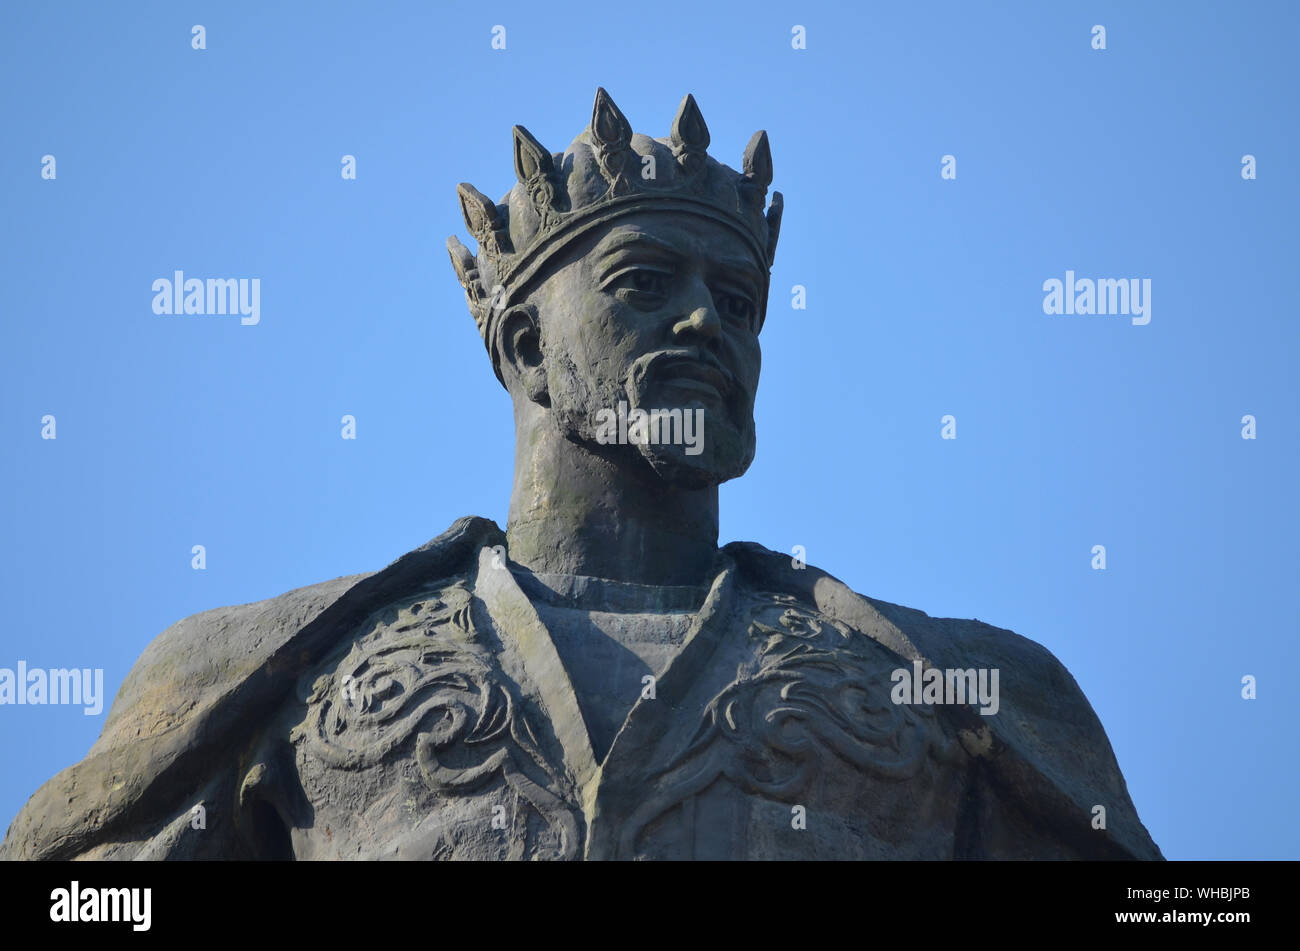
[456,182,505,256]
[456,183,497,233]
[446,235,475,286]
[512,125,553,184]
[742,131,772,189]
[671,93,710,153]
[446,234,492,336]
[590,87,632,148]
[765,191,783,265]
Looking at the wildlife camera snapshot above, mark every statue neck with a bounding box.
[506,401,719,587]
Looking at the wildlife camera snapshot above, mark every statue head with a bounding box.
[447,88,782,490]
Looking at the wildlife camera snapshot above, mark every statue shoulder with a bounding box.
[723,538,1163,859]
[0,572,371,860]
[101,573,369,745]
[723,537,1085,688]
[3,515,505,860]
[102,515,506,748]
[861,596,1071,688]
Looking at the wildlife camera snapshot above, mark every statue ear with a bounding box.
[496,304,549,406]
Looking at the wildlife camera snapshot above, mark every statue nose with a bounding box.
[673,303,721,342]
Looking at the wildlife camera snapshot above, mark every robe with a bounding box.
[0,517,1162,860]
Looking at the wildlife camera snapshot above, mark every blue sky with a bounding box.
[1,1,1296,859]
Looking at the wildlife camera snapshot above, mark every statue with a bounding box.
[1,90,1162,860]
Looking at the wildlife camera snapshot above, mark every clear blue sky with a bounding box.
[1,1,1296,859]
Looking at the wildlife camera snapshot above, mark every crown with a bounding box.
[446,88,783,371]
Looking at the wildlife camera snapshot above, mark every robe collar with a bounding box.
[471,545,743,846]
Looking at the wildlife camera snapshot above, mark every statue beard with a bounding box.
[546,348,756,490]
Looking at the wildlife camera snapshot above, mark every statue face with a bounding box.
[527,213,765,488]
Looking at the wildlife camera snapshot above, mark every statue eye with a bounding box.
[715,292,757,328]
[605,267,672,308]
[629,271,669,295]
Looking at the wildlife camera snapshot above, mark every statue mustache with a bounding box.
[625,348,741,402]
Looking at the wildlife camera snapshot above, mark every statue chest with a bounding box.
[265,578,974,859]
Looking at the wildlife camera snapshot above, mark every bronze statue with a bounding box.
[1,90,1161,860]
